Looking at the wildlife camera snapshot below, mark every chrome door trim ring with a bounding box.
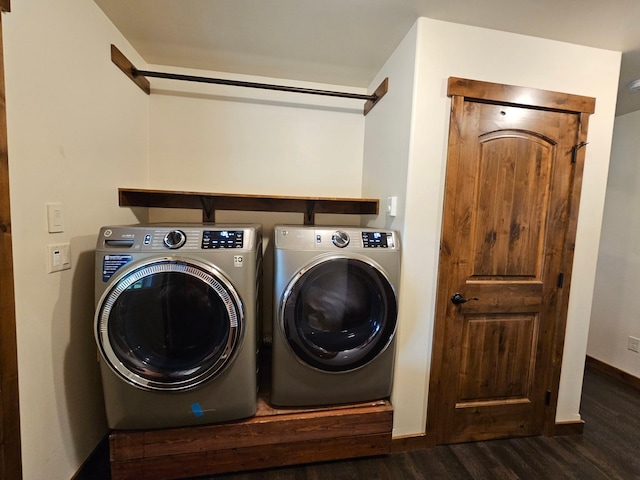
[278,253,397,373]
[95,256,244,392]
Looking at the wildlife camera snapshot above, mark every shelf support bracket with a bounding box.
[305,200,317,225]
[200,196,216,223]
[111,45,150,95]
[364,78,388,115]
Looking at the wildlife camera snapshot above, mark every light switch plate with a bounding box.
[386,196,397,217]
[46,203,64,233]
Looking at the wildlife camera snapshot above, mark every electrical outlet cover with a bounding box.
[47,243,71,273]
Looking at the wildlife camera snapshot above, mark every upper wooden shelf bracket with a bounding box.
[119,188,379,225]
[111,45,388,116]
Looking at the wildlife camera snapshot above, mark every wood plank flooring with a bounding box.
[89,364,639,479]
[199,366,640,480]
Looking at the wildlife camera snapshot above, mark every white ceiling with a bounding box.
[94,0,640,116]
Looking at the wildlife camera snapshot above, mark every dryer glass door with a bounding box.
[281,257,397,372]
[96,259,243,391]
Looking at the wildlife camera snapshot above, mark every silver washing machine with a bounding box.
[271,225,400,407]
[94,224,262,429]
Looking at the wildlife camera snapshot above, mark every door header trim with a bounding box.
[448,77,596,114]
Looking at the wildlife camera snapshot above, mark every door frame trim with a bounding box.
[0,5,23,479]
[447,77,595,114]
[427,77,595,441]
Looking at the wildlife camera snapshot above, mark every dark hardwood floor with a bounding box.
[89,365,639,479]
[200,366,640,480]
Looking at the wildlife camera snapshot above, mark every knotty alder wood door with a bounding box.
[428,78,595,444]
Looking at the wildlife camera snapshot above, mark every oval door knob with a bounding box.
[451,293,479,305]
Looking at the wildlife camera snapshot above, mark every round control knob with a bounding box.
[332,230,350,248]
[163,230,186,249]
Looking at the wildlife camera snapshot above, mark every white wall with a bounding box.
[147,70,366,197]
[362,26,416,233]
[589,109,640,378]
[3,1,149,478]
[144,67,368,341]
[362,25,423,435]
[363,18,620,437]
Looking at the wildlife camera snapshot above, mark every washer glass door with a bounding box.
[96,258,243,391]
[281,257,397,372]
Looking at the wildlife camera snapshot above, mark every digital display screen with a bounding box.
[201,230,244,249]
[362,232,389,248]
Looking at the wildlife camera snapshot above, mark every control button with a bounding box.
[163,230,186,249]
[332,231,350,248]
[386,233,394,248]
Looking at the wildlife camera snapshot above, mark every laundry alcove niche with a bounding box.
[108,48,393,480]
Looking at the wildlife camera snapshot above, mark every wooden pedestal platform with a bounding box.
[109,394,393,480]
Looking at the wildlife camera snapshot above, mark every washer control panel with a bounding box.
[201,230,244,249]
[97,224,261,284]
[98,225,258,252]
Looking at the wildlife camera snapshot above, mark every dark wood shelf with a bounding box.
[119,188,379,225]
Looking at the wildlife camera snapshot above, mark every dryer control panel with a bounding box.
[362,231,394,248]
[275,226,399,251]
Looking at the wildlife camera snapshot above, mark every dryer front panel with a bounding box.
[96,258,244,392]
[280,256,397,372]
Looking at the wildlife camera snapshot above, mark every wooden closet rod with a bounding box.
[111,45,388,115]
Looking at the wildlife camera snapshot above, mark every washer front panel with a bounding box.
[96,257,244,391]
[280,255,397,373]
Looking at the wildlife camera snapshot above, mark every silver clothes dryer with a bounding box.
[94,224,262,429]
[271,225,400,407]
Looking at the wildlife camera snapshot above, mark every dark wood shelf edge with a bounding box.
[118,188,379,225]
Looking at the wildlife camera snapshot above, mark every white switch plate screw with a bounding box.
[628,336,640,353]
